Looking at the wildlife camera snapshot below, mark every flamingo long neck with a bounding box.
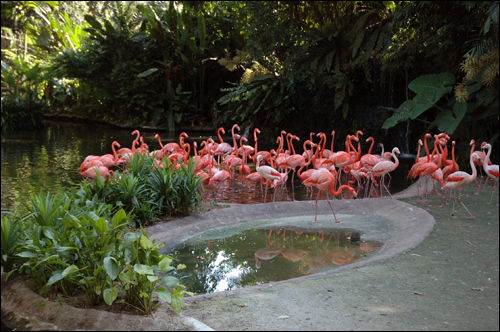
[194,142,199,158]
[367,138,375,154]
[241,137,247,167]
[156,134,164,150]
[416,140,422,160]
[218,127,224,143]
[469,153,478,181]
[277,137,284,155]
[298,142,313,177]
[331,131,335,153]
[280,131,286,154]
[232,125,240,152]
[470,139,475,156]
[329,184,353,196]
[429,139,440,162]
[132,131,140,153]
[423,134,431,161]
[183,142,190,163]
[283,133,290,155]
[437,142,444,169]
[254,129,260,156]
[392,149,400,169]
[320,133,327,158]
[111,142,119,163]
[291,136,298,155]
[451,141,456,167]
[484,145,492,168]
[348,136,358,159]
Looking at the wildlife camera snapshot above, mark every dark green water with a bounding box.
[1,120,416,213]
[164,227,381,295]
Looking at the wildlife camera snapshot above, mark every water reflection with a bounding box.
[165,227,381,295]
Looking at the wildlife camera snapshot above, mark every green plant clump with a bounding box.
[2,204,192,314]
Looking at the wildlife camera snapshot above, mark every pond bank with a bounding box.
[2,182,498,331]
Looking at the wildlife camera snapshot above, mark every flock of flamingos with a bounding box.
[79,124,499,221]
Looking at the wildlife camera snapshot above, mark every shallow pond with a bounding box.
[1,121,416,212]
[164,226,381,295]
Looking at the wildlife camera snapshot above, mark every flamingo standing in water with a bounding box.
[80,166,114,181]
[303,168,356,223]
[256,154,283,203]
[239,136,251,175]
[443,150,481,219]
[481,143,499,205]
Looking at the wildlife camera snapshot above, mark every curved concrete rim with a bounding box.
[2,183,433,331]
[148,195,435,302]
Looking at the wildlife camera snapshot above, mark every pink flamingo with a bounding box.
[443,151,481,219]
[80,166,114,181]
[252,128,271,166]
[256,154,283,203]
[152,134,165,160]
[482,143,499,205]
[442,141,459,179]
[239,136,251,175]
[303,168,357,223]
[213,124,239,157]
[368,147,400,198]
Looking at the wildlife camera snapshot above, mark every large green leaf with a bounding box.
[170,294,184,313]
[104,257,119,280]
[434,101,468,134]
[103,286,118,305]
[138,68,159,78]
[408,72,455,94]
[410,86,453,119]
[84,15,103,31]
[382,99,415,129]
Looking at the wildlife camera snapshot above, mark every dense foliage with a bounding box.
[1,1,498,155]
[1,152,204,313]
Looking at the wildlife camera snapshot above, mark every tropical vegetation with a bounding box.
[1,152,203,314]
[1,1,497,155]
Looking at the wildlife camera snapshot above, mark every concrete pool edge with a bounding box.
[1,183,434,331]
[148,196,435,302]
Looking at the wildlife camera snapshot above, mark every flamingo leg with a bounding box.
[457,190,474,219]
[451,190,458,219]
[487,182,497,205]
[326,200,341,223]
[314,191,321,223]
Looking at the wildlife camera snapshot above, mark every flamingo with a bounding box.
[303,168,357,223]
[80,166,114,181]
[239,136,251,175]
[412,138,445,206]
[443,151,481,219]
[442,141,459,179]
[151,134,165,160]
[368,147,401,198]
[256,154,283,203]
[252,128,271,166]
[279,135,308,200]
[297,141,317,185]
[213,124,239,157]
[481,143,499,205]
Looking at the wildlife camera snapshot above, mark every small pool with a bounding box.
[164,226,381,295]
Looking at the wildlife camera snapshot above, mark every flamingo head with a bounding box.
[393,147,401,155]
[132,130,139,136]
